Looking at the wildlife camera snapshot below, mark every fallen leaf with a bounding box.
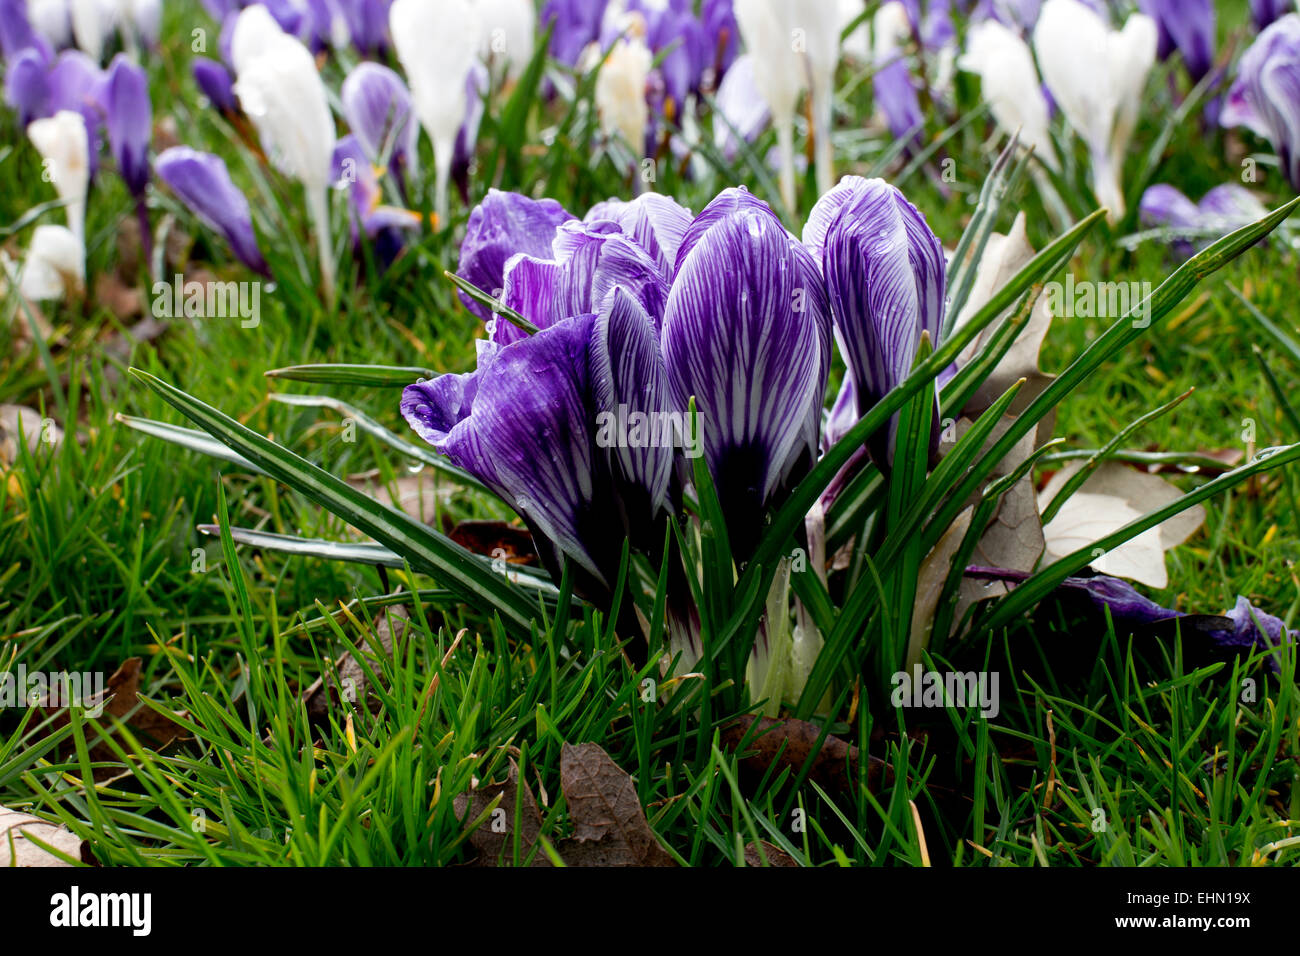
[452,759,550,867]
[94,274,143,321]
[43,658,188,781]
[743,841,797,867]
[910,507,972,661]
[1040,462,1205,589]
[346,472,452,525]
[557,742,675,867]
[0,404,62,464]
[303,606,408,723]
[720,715,889,796]
[447,520,538,566]
[0,807,91,867]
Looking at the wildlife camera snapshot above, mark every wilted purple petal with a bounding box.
[193,57,237,113]
[457,189,576,320]
[662,187,830,559]
[584,192,694,280]
[155,146,269,276]
[1221,596,1294,671]
[104,55,151,197]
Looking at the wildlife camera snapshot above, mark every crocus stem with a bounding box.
[814,85,834,196]
[433,139,452,231]
[136,198,153,280]
[308,186,335,306]
[776,114,796,221]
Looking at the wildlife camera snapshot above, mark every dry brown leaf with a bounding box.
[720,715,890,796]
[909,507,973,662]
[0,806,91,867]
[346,472,451,525]
[44,658,187,780]
[557,742,675,867]
[304,606,408,723]
[743,840,797,867]
[447,520,538,566]
[452,759,550,867]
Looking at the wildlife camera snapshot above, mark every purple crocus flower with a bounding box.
[200,0,240,22]
[701,0,740,83]
[340,62,418,186]
[662,187,831,560]
[0,0,39,60]
[1140,182,1267,254]
[1222,13,1300,191]
[496,218,670,347]
[1251,0,1293,32]
[872,55,925,145]
[104,54,151,198]
[332,134,419,266]
[340,0,392,55]
[541,0,609,68]
[193,57,237,114]
[456,189,577,319]
[402,285,672,605]
[807,176,946,465]
[452,62,488,206]
[155,146,270,276]
[583,192,694,280]
[5,46,51,127]
[34,50,105,179]
[1139,0,1215,82]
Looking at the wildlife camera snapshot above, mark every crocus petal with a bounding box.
[662,187,830,559]
[590,286,674,520]
[713,53,770,160]
[5,47,51,128]
[550,219,671,327]
[193,57,238,113]
[1138,183,1200,230]
[155,146,270,275]
[477,0,536,80]
[1223,14,1300,191]
[29,0,72,49]
[340,61,418,177]
[871,55,924,143]
[457,189,576,320]
[20,223,84,301]
[958,18,1058,170]
[1197,183,1267,226]
[1139,0,1214,81]
[594,35,653,158]
[104,54,151,198]
[28,110,89,241]
[584,192,694,281]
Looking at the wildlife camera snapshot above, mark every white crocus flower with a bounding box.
[27,111,90,244]
[838,0,870,62]
[233,28,338,301]
[595,35,653,164]
[735,0,807,215]
[1033,0,1156,221]
[30,0,73,49]
[21,225,85,301]
[802,2,842,196]
[958,19,1058,172]
[475,0,536,82]
[390,0,483,229]
[70,0,115,63]
[230,4,287,77]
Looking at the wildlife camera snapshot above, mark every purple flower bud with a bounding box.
[1222,14,1300,191]
[155,146,269,276]
[5,46,51,127]
[1251,0,1292,32]
[104,54,151,197]
[340,61,417,179]
[1139,0,1215,82]
[193,57,237,114]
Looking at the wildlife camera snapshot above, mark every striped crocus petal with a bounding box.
[1197,183,1267,226]
[584,192,694,282]
[155,146,269,276]
[550,220,671,328]
[662,187,830,561]
[340,62,418,176]
[590,286,674,524]
[104,55,151,198]
[818,176,945,413]
[1222,14,1300,191]
[457,188,575,320]
[446,314,618,589]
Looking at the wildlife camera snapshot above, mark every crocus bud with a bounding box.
[70,0,114,63]
[340,61,419,183]
[155,146,270,276]
[807,176,945,465]
[193,57,237,114]
[476,0,536,81]
[1139,0,1214,82]
[594,36,653,161]
[1033,0,1156,221]
[21,223,84,301]
[389,0,482,227]
[104,54,151,198]
[1222,14,1300,192]
[28,109,90,242]
[29,0,72,50]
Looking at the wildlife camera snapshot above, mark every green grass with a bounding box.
[1,0,1297,866]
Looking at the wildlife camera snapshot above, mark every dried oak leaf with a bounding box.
[557,742,674,867]
[447,520,539,566]
[743,840,798,867]
[0,806,92,867]
[44,657,188,780]
[452,758,550,867]
[721,715,890,797]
